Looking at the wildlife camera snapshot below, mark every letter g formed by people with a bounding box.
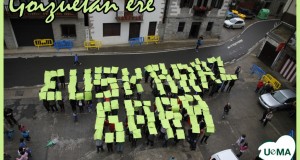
[258,135,295,160]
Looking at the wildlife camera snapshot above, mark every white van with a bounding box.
[210,149,239,160]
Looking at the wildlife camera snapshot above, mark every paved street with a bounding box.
[4,18,295,160]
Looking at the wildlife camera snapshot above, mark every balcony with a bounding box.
[115,11,143,21]
[4,5,77,19]
[193,6,208,17]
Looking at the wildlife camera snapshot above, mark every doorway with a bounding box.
[258,42,277,67]
[276,2,285,15]
[189,22,201,38]
[148,22,157,36]
[129,22,141,39]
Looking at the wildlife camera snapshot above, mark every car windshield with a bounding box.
[229,19,237,23]
[272,92,287,103]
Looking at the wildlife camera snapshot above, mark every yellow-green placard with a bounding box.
[126,108,134,116]
[193,86,202,92]
[133,129,142,139]
[190,62,195,67]
[207,57,215,63]
[178,96,186,101]
[217,59,224,67]
[84,92,92,100]
[152,64,159,71]
[220,74,226,81]
[111,66,119,74]
[41,85,48,92]
[70,69,77,76]
[226,75,232,81]
[136,115,145,124]
[94,80,101,85]
[219,67,226,74]
[39,92,47,100]
[101,79,108,86]
[231,74,238,80]
[177,63,183,70]
[161,69,168,75]
[173,119,182,128]
[193,95,202,101]
[95,93,103,98]
[130,76,137,84]
[135,68,142,74]
[127,115,135,124]
[110,83,119,89]
[115,122,124,132]
[105,133,114,143]
[173,70,180,79]
[111,89,119,97]
[143,106,151,115]
[84,73,91,80]
[158,111,165,120]
[173,113,183,120]
[210,75,216,81]
[123,82,131,90]
[147,113,155,122]
[136,84,144,93]
[206,126,215,133]
[161,97,170,105]
[161,119,171,129]
[215,79,222,84]
[194,105,202,115]
[202,82,208,89]
[172,105,180,112]
[70,76,77,83]
[122,68,129,76]
[165,111,174,120]
[76,93,84,100]
[125,90,133,95]
[182,64,188,69]
[107,77,117,84]
[122,75,129,82]
[158,74,166,80]
[108,115,119,124]
[170,64,177,69]
[182,101,189,108]
[103,67,111,74]
[189,80,196,86]
[186,106,194,115]
[95,67,102,74]
[136,73,143,80]
[148,122,155,128]
[134,100,142,107]
[50,70,57,77]
[104,90,111,98]
[128,123,137,132]
[56,91,62,101]
[148,126,158,135]
[104,102,111,112]
[155,78,162,84]
[97,110,105,118]
[97,103,104,111]
[145,65,153,72]
[180,75,188,81]
[84,68,91,74]
[185,94,194,102]
[195,65,201,71]
[47,92,55,101]
[150,72,157,78]
[94,129,103,140]
[69,92,76,100]
[44,75,51,85]
[190,115,198,125]
[201,61,207,67]
[49,81,56,89]
[95,118,105,129]
[183,86,191,93]
[187,67,194,73]
[180,80,187,87]
[57,69,64,77]
[116,131,125,142]
[111,100,119,110]
[192,124,200,133]
[170,98,177,106]
[167,128,174,139]
[124,100,133,108]
[159,63,166,69]
[94,74,101,80]
[171,85,178,94]
[176,129,185,139]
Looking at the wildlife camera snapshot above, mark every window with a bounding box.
[84,13,89,26]
[203,0,208,7]
[180,0,194,8]
[206,22,213,31]
[103,23,121,36]
[211,0,223,9]
[197,0,202,6]
[61,25,76,37]
[177,22,185,32]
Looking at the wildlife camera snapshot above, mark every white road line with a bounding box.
[269,122,282,136]
[227,39,243,49]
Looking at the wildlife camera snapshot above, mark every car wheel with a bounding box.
[241,26,244,29]
[229,26,233,29]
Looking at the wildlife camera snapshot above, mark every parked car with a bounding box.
[259,89,296,110]
[237,7,256,19]
[210,149,239,160]
[223,18,245,29]
[225,10,238,20]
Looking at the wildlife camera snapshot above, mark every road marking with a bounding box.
[227,39,243,49]
[269,122,282,136]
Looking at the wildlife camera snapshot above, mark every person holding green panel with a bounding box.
[77,100,85,113]
[226,80,236,93]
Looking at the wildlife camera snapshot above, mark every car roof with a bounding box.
[278,89,296,98]
[230,18,244,21]
[212,149,239,160]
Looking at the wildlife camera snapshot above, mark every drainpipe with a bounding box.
[163,0,170,24]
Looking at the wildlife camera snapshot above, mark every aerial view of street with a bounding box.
[3,0,296,160]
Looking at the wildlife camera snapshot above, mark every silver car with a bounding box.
[223,18,245,29]
[259,89,296,110]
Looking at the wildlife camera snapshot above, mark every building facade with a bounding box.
[257,0,295,86]
[4,0,86,49]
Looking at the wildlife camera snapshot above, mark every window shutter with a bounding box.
[180,0,185,8]
[189,0,194,8]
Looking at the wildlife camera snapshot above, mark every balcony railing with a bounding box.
[116,11,143,21]
[4,5,77,18]
[193,6,208,17]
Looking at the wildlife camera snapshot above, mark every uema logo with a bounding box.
[258,135,295,160]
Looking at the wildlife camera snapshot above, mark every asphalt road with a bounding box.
[4,20,279,88]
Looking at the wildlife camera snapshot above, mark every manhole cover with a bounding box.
[15,91,24,96]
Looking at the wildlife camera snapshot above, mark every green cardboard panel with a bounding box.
[183,87,191,93]
[115,122,124,132]
[220,74,226,81]
[111,89,119,97]
[136,115,145,124]
[148,126,158,135]
[104,90,111,98]
[111,100,119,110]
[111,66,119,74]
[95,67,102,74]
[122,76,129,82]
[95,93,104,98]
[136,84,144,93]
[129,76,137,84]
[70,69,77,76]
[125,90,133,95]
[165,111,174,120]
[134,100,142,107]
[49,81,56,89]
[93,80,101,85]
[161,119,171,129]
[145,65,153,72]
[167,128,174,139]
[135,68,142,74]
[231,74,238,80]
[94,129,103,140]
[116,131,125,142]
[226,75,232,81]
[108,115,119,124]
[133,129,142,139]
[103,67,111,74]
[122,68,129,76]
[47,92,55,100]
[105,133,114,143]
[41,85,48,92]
[173,120,182,128]
[55,91,62,101]
[50,70,57,77]
[123,82,131,90]
[39,92,47,100]
[219,67,226,74]
[94,74,101,80]
[57,69,64,77]
[192,124,200,133]
[110,83,119,89]
[69,92,76,100]
[104,102,111,112]
[152,64,159,71]
[101,79,108,86]
[173,113,183,120]
[161,97,170,105]
[176,129,185,139]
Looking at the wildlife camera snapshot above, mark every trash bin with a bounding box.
[257,8,270,20]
